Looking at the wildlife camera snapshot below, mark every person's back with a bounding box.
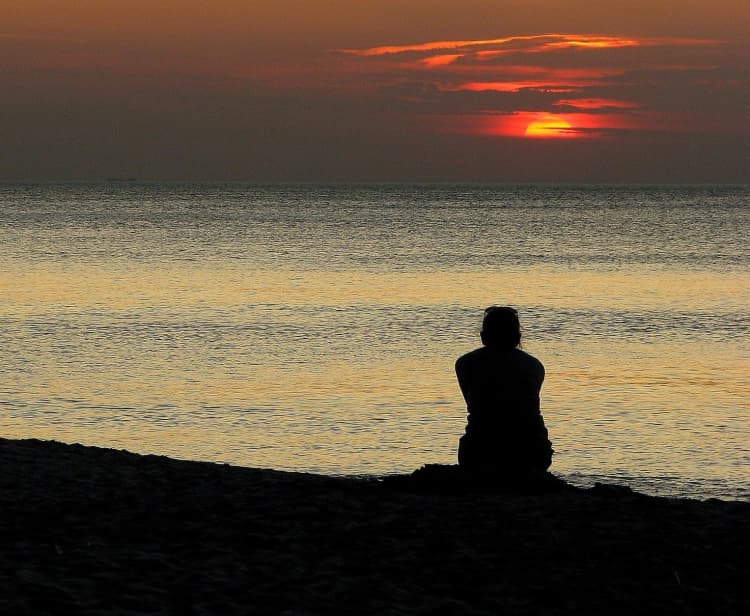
[455,307,553,475]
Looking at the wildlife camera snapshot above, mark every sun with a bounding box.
[524,114,573,138]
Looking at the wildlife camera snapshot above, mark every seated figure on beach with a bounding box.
[455,306,553,479]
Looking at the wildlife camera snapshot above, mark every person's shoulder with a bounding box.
[514,349,545,372]
[455,347,485,369]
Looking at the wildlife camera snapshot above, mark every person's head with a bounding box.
[480,306,521,349]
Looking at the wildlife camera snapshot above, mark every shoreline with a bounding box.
[2,437,748,614]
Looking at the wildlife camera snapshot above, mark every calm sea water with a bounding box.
[1,183,748,500]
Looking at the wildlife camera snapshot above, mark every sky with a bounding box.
[2,1,748,182]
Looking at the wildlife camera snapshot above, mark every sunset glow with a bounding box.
[454,110,642,140]
[334,30,740,146]
[524,115,574,138]
[1,0,746,181]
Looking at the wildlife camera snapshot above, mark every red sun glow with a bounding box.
[524,114,573,137]
[335,33,729,143]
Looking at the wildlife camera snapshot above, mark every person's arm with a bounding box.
[455,356,471,405]
[538,360,545,388]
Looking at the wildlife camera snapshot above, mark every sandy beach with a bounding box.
[1,437,748,614]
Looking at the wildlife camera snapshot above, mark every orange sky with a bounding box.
[2,1,748,181]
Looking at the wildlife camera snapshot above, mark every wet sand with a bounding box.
[2,438,748,614]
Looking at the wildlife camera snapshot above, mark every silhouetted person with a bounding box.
[456,307,553,477]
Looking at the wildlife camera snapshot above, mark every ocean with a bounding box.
[1,183,747,500]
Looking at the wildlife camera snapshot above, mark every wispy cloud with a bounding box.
[337,34,550,56]
[332,33,732,139]
[419,54,464,68]
[554,98,640,110]
[444,81,586,94]
[336,34,656,57]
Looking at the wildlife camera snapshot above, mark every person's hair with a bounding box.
[480,306,521,349]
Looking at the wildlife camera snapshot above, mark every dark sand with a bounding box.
[2,438,748,615]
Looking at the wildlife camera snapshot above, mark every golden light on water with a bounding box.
[2,260,748,482]
[3,265,747,312]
